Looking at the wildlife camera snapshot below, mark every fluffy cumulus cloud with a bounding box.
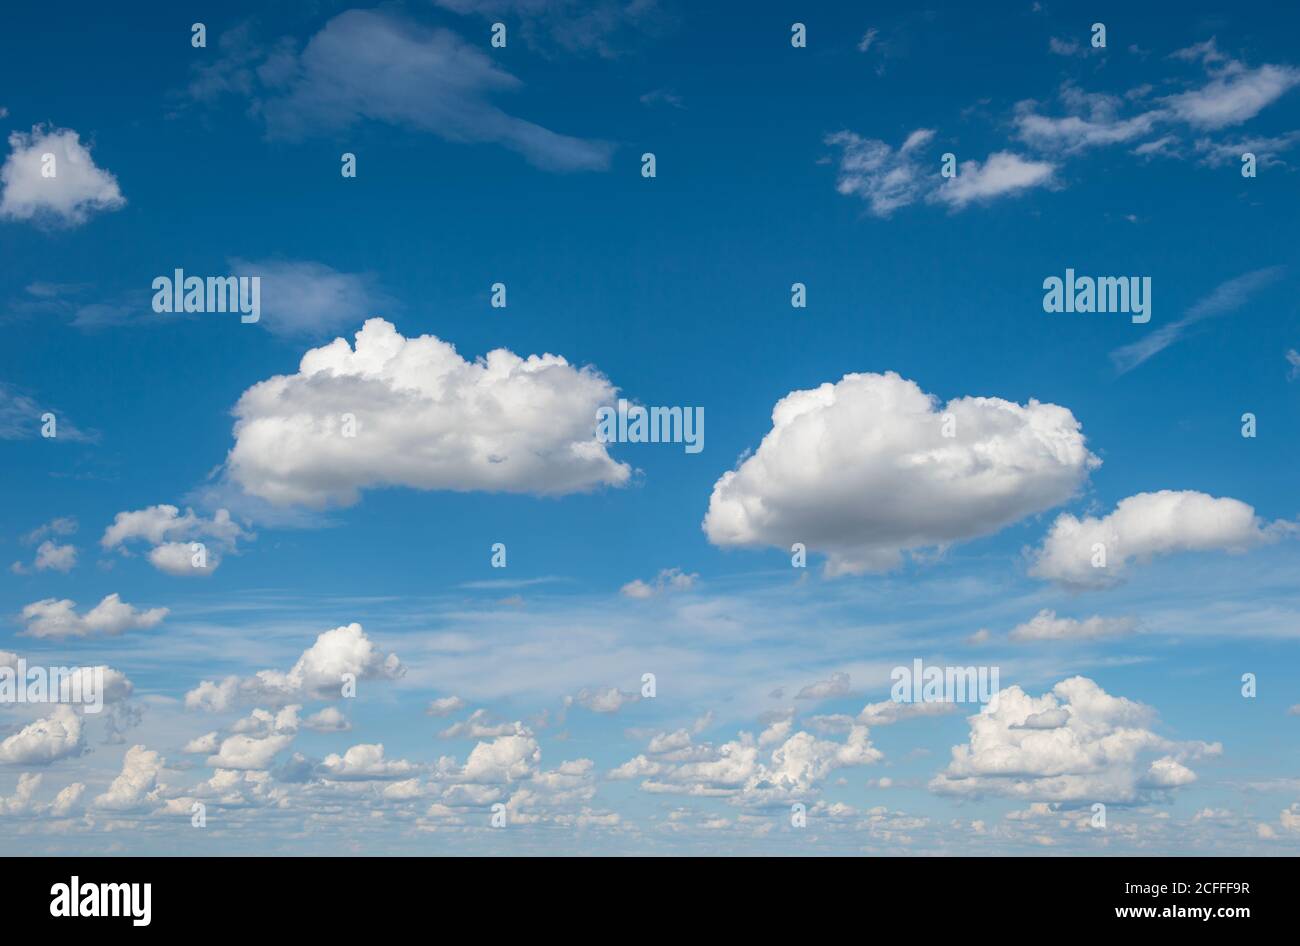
[0,125,125,226]
[460,733,542,784]
[185,623,404,711]
[0,706,84,765]
[93,745,166,811]
[930,676,1220,803]
[224,318,631,507]
[1029,490,1287,589]
[19,593,168,639]
[101,504,250,577]
[1008,609,1138,642]
[11,521,80,575]
[207,707,301,771]
[611,718,881,806]
[703,372,1098,575]
[319,743,418,781]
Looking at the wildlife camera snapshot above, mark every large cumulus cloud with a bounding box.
[224,318,631,507]
[703,372,1098,575]
[929,676,1220,803]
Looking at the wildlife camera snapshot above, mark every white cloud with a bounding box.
[1029,490,1287,589]
[629,723,882,805]
[930,676,1220,802]
[93,745,165,810]
[1016,45,1300,163]
[0,772,42,815]
[858,700,960,726]
[1015,87,1163,153]
[147,541,219,576]
[101,504,249,576]
[207,731,296,770]
[703,371,1098,575]
[460,733,541,784]
[439,710,524,740]
[823,128,935,217]
[32,540,77,573]
[224,318,630,507]
[320,743,417,780]
[930,151,1056,209]
[303,707,351,732]
[426,696,466,717]
[185,623,404,710]
[619,567,697,598]
[182,732,220,754]
[0,706,84,765]
[1162,63,1300,129]
[19,593,168,639]
[1008,609,1138,642]
[0,125,125,226]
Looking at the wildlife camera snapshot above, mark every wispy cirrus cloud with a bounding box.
[1110,266,1286,374]
[187,10,613,172]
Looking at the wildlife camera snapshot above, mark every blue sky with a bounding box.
[1,0,1299,854]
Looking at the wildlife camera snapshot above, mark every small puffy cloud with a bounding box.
[147,542,219,576]
[13,538,78,575]
[0,772,43,814]
[0,706,84,764]
[93,745,165,810]
[19,593,168,639]
[320,743,417,780]
[185,623,403,710]
[460,733,542,784]
[426,696,466,717]
[49,781,85,817]
[703,372,1098,575]
[439,710,523,740]
[931,152,1056,209]
[303,706,351,732]
[182,732,220,754]
[1008,609,1138,642]
[33,541,77,573]
[619,567,697,598]
[1029,490,1286,589]
[207,731,296,771]
[930,676,1220,803]
[206,706,300,770]
[101,504,249,577]
[224,318,631,507]
[0,707,84,765]
[0,125,125,226]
